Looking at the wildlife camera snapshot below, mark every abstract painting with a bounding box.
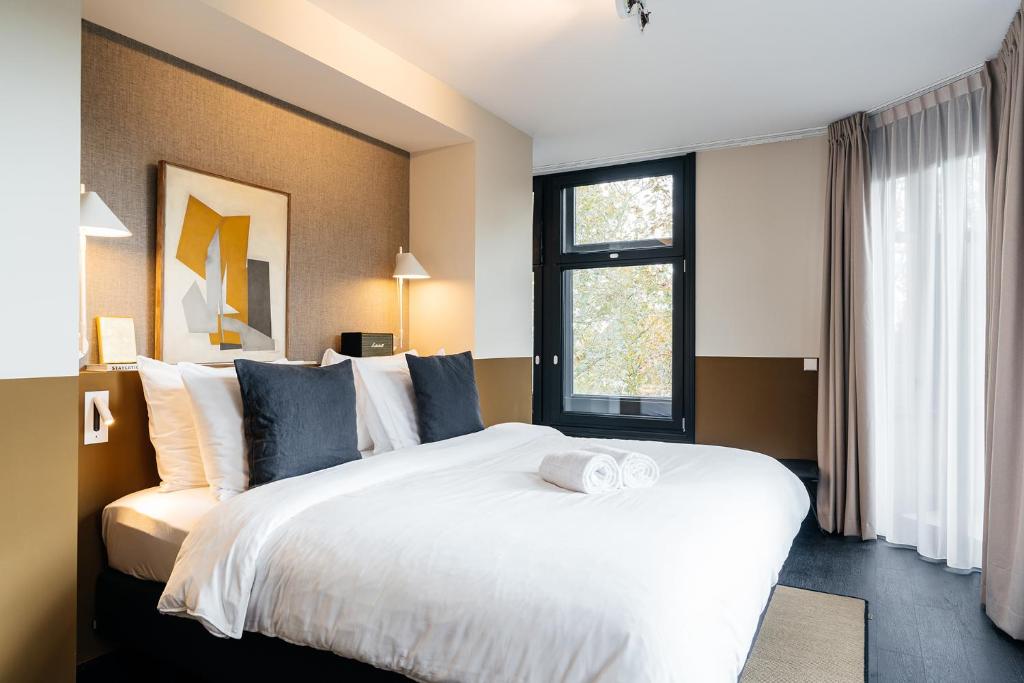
[156,161,289,363]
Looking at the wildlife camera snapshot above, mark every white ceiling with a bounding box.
[313,0,1017,171]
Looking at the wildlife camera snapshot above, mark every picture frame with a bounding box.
[156,161,290,363]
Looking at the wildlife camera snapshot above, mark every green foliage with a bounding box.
[568,175,674,400]
[574,174,672,246]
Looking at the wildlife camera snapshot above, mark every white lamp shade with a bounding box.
[393,251,429,279]
[80,191,130,237]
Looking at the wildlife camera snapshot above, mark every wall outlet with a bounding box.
[83,390,110,445]
[803,358,819,372]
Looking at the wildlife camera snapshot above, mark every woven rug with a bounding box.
[741,585,866,683]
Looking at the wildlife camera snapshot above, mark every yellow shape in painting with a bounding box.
[176,194,251,347]
[216,215,250,347]
[176,196,222,278]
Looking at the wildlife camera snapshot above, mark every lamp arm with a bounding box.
[397,277,405,351]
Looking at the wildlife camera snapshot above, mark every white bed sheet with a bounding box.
[159,423,809,682]
[103,486,220,583]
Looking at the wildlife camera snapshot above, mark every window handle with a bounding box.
[534,355,541,365]
[553,355,559,366]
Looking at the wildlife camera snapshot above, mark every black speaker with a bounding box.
[339,332,394,357]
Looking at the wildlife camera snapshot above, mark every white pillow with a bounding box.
[320,349,375,453]
[179,359,316,499]
[349,351,421,454]
[179,364,247,500]
[136,356,208,491]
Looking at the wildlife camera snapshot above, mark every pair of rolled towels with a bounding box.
[539,444,661,493]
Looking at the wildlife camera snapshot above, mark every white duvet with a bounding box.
[159,423,808,683]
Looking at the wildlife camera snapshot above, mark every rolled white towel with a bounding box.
[539,450,622,494]
[585,444,660,488]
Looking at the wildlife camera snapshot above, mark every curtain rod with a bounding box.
[867,63,986,116]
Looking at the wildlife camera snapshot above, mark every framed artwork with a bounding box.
[156,161,289,363]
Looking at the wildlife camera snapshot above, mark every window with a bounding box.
[567,174,674,252]
[533,156,694,441]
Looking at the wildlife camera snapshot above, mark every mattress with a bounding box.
[103,486,220,583]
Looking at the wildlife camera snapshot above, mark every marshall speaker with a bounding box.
[340,332,394,357]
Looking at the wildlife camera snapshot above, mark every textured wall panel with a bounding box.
[81,23,410,363]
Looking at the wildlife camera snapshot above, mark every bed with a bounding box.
[103,422,808,683]
[103,486,219,583]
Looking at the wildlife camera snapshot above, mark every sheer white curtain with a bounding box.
[867,73,988,571]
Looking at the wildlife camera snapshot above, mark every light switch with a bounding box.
[803,358,819,372]
[84,390,110,445]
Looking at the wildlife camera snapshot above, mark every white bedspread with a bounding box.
[159,423,808,683]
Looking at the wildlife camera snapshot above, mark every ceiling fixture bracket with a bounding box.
[617,0,651,33]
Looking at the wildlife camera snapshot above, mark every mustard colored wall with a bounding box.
[0,378,79,682]
[475,358,533,426]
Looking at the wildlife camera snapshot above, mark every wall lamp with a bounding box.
[393,247,429,351]
[80,184,130,364]
[92,393,114,429]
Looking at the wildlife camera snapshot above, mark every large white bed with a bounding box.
[145,422,808,683]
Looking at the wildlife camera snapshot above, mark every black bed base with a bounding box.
[95,568,410,682]
[97,567,781,682]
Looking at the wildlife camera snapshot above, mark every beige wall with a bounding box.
[695,136,827,359]
[409,144,476,354]
[473,119,535,359]
[82,23,410,364]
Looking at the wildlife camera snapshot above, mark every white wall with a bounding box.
[0,0,81,379]
[695,136,827,358]
[472,119,534,359]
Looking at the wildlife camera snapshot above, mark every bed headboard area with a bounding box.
[77,371,158,661]
[79,22,441,663]
[75,362,531,662]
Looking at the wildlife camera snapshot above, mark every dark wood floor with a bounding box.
[80,516,1024,682]
[781,516,1024,682]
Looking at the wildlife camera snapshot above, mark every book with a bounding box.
[96,316,138,364]
[85,363,139,372]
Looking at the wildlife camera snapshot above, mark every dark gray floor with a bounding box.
[781,516,1024,682]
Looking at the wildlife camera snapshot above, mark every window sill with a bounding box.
[537,421,694,444]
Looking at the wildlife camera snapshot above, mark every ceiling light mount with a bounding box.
[616,0,651,32]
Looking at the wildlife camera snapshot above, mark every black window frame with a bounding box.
[532,155,696,443]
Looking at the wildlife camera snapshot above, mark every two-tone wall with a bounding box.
[0,2,82,682]
[694,136,827,459]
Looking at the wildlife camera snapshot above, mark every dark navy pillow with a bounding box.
[235,359,360,487]
[406,351,484,443]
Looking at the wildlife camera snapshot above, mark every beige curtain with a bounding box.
[817,114,876,539]
[983,6,1024,639]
